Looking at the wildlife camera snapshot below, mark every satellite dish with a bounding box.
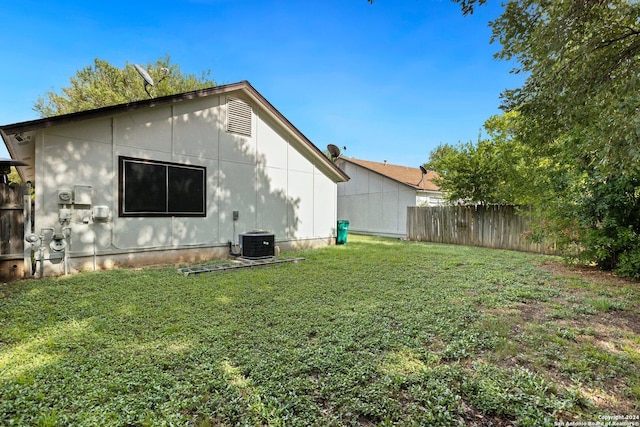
[0,158,27,184]
[327,144,342,160]
[134,64,154,85]
[133,64,169,97]
[417,165,429,186]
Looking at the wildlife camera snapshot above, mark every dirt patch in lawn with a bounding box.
[538,260,638,287]
[537,260,640,334]
[489,261,640,416]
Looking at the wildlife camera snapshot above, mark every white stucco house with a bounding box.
[0,81,349,277]
[335,157,443,238]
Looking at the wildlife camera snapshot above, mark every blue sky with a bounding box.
[0,0,523,166]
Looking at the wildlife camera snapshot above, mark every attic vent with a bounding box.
[226,98,252,137]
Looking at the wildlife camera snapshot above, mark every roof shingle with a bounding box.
[340,158,440,191]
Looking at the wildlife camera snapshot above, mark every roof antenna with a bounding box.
[417,165,428,186]
[133,64,169,98]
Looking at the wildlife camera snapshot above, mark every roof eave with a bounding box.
[338,157,426,190]
[0,80,349,184]
[239,83,349,183]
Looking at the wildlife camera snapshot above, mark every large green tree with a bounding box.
[493,1,640,176]
[425,1,640,276]
[34,55,216,117]
[491,1,640,276]
[426,112,562,206]
[427,113,525,205]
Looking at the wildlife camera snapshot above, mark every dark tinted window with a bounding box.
[119,157,206,217]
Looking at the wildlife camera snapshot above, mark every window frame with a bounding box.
[118,156,207,217]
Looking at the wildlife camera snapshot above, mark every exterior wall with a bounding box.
[337,161,417,238]
[416,190,446,207]
[33,92,337,275]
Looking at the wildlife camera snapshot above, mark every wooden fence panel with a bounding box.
[0,183,26,257]
[407,205,555,254]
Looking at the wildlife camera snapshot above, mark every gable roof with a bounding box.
[338,157,440,191]
[0,80,349,183]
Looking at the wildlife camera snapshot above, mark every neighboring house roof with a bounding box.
[0,80,349,184]
[339,157,440,191]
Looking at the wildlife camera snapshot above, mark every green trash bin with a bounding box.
[336,220,349,245]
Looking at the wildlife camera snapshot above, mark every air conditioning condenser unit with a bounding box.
[240,232,275,259]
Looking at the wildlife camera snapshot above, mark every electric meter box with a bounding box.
[73,185,92,205]
[58,208,72,223]
[57,189,72,205]
[92,205,110,220]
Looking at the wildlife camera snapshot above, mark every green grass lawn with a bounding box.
[1,235,639,426]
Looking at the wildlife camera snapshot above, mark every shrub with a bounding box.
[616,247,640,280]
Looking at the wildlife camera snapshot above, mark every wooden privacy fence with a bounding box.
[0,183,31,281]
[407,205,556,254]
[0,183,28,256]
